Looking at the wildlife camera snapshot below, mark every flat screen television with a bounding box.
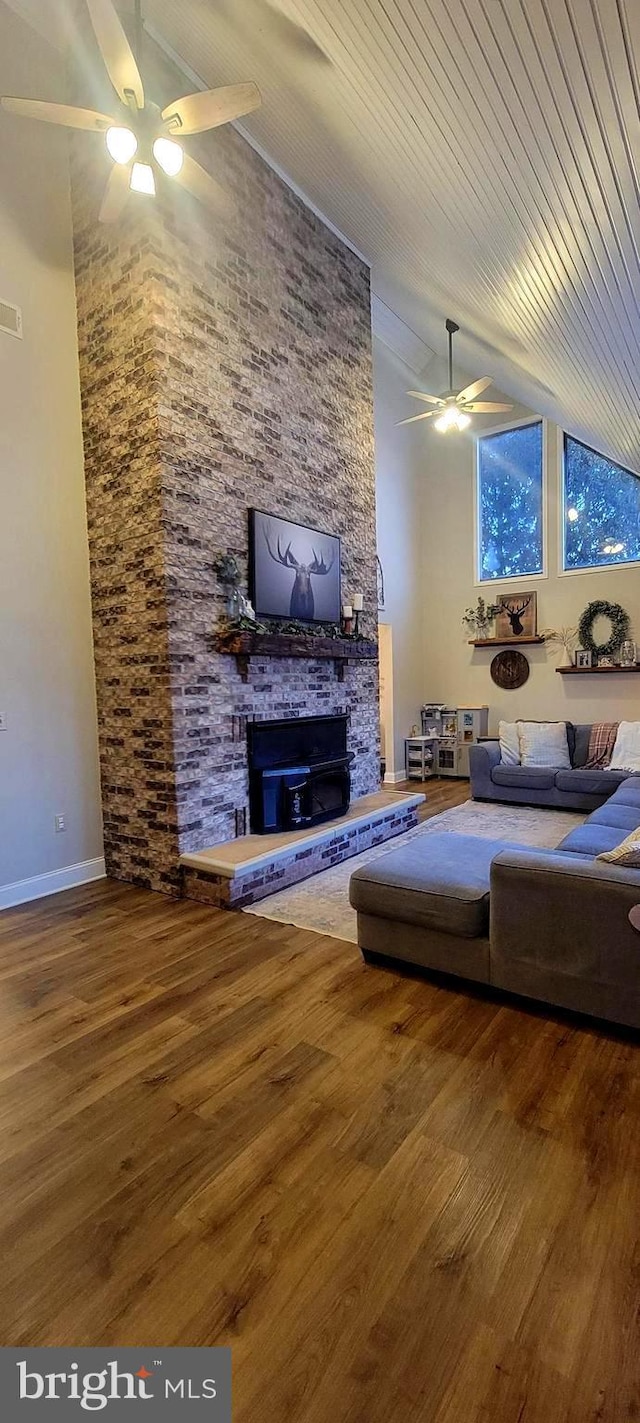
[249,509,341,625]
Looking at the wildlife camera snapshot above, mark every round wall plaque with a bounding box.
[491,649,530,690]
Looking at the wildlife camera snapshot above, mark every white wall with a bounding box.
[420,402,640,734]
[373,338,426,777]
[0,3,103,904]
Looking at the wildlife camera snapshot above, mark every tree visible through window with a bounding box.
[563,435,640,570]
[477,421,543,581]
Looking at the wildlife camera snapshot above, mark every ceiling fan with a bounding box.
[397,319,513,433]
[0,0,261,223]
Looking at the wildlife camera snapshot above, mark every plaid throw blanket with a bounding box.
[585,722,619,768]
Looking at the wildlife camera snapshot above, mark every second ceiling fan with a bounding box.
[397,319,513,433]
[1,0,261,222]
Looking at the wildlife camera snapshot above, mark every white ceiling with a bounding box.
[5,0,640,469]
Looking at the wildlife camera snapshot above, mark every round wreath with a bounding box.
[578,600,630,658]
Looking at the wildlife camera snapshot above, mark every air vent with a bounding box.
[0,299,23,339]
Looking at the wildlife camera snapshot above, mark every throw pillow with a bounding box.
[517,721,571,769]
[609,722,640,773]
[498,720,520,766]
[585,722,619,769]
[597,826,640,867]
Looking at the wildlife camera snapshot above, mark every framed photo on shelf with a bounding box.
[575,648,592,668]
[494,591,537,640]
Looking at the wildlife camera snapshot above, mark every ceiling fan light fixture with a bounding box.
[105,124,137,164]
[435,405,470,433]
[153,135,184,177]
[130,160,155,195]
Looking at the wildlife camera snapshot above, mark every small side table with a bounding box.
[628,906,640,934]
[405,736,438,781]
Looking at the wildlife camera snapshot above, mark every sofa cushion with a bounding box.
[554,768,631,797]
[517,721,571,768]
[349,832,524,939]
[498,720,520,765]
[610,722,640,772]
[492,765,557,790]
[607,779,640,809]
[571,724,591,768]
[555,824,624,857]
[589,803,640,834]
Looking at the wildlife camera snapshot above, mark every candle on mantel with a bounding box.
[352,593,364,612]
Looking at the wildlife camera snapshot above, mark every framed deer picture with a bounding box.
[494,591,538,640]
[249,509,341,624]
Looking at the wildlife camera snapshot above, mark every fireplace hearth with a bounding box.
[247,715,353,834]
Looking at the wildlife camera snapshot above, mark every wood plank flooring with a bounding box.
[393,775,471,820]
[0,790,639,1420]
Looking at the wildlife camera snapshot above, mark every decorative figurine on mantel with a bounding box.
[239,594,256,622]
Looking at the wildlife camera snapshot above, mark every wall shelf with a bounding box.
[557,664,640,675]
[469,636,546,647]
[215,629,378,683]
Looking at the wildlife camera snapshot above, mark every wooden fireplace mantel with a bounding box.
[214,629,378,683]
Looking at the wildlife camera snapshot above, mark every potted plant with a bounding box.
[213,552,242,618]
[462,597,500,639]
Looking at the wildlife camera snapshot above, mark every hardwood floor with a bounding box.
[392,774,471,820]
[0,841,639,1420]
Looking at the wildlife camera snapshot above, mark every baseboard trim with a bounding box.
[383,770,407,785]
[0,857,106,911]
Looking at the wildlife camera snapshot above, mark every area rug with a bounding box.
[243,800,586,944]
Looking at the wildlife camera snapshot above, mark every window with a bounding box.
[477,421,544,581]
[563,434,640,571]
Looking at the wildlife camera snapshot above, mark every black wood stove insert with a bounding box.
[247,714,353,834]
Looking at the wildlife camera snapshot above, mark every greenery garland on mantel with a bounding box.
[578,600,630,658]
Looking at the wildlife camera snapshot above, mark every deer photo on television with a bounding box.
[264,533,335,621]
[494,591,538,640]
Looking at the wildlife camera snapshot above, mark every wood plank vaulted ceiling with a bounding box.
[12,0,640,468]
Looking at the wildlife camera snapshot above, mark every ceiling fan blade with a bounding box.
[162,83,261,136]
[86,0,144,109]
[395,410,437,426]
[406,390,446,406]
[173,153,233,215]
[464,401,514,412]
[1,97,113,131]
[456,375,493,403]
[99,161,130,223]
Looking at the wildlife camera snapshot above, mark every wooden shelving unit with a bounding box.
[469,636,546,647]
[215,629,378,682]
[557,664,640,675]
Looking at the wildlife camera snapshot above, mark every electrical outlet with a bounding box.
[55,814,66,833]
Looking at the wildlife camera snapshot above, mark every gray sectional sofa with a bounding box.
[349,778,640,1031]
[469,723,638,810]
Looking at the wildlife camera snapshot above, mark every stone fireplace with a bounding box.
[71,59,380,896]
